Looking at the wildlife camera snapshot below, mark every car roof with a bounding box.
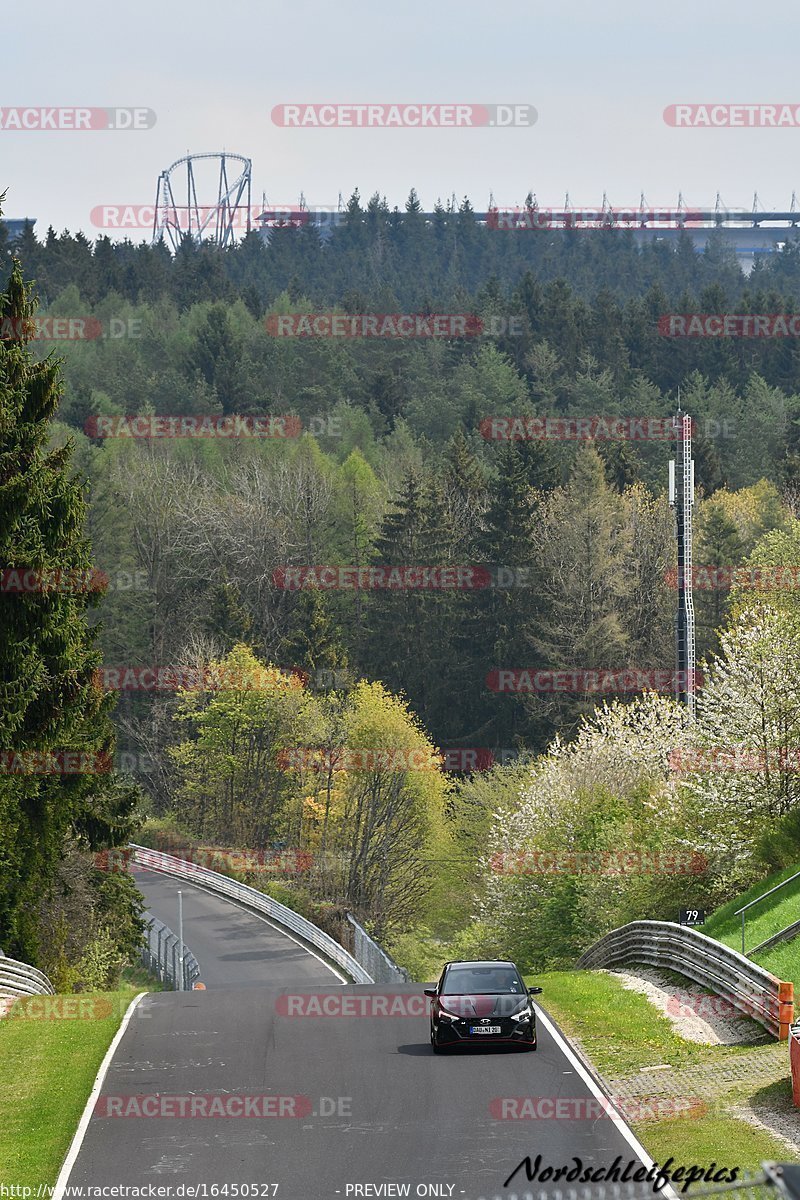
[444,960,519,969]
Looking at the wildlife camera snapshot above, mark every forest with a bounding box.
[4,200,800,981]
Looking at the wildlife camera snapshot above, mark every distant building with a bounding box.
[1,218,37,243]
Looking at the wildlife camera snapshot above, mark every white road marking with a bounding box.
[52,991,147,1199]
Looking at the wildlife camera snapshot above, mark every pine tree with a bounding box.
[364,474,460,739]
[0,259,139,958]
[451,442,556,752]
[694,502,745,659]
[693,426,725,496]
[444,429,487,507]
[531,445,634,735]
[597,440,640,491]
[279,582,348,685]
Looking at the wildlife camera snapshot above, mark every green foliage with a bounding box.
[169,643,322,846]
[757,809,800,871]
[14,204,800,979]
[0,255,141,962]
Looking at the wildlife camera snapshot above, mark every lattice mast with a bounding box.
[668,410,696,717]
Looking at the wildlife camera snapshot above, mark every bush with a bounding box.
[757,808,800,872]
[34,841,146,991]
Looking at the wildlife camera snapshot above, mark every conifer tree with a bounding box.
[0,258,139,957]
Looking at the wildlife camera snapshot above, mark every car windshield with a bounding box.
[443,967,524,994]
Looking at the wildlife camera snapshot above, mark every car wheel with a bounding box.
[431,1029,443,1055]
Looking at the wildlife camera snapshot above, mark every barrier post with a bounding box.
[779,982,795,1041]
[791,1023,800,1106]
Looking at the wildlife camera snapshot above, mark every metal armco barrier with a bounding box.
[791,1023,800,1107]
[346,913,409,984]
[141,913,200,991]
[576,919,794,1039]
[0,950,55,999]
[130,844,374,984]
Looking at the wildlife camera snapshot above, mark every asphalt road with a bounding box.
[60,866,651,1200]
[132,866,342,988]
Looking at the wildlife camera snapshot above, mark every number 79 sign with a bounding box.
[679,908,705,927]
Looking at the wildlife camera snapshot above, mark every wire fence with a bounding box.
[345,912,409,984]
[131,844,373,982]
[140,913,200,990]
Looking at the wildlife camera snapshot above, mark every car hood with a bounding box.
[439,992,529,1019]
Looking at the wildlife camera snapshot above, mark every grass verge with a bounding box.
[0,985,147,1187]
[704,864,800,991]
[533,968,796,1171]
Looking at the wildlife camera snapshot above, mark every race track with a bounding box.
[59,866,652,1200]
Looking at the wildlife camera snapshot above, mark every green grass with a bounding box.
[534,969,769,1076]
[704,863,800,990]
[531,969,796,1171]
[642,1115,792,1175]
[0,986,146,1187]
[120,963,165,992]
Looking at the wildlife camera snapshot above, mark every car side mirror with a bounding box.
[423,987,437,998]
[528,986,542,995]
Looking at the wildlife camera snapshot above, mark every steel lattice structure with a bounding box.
[152,153,252,250]
[669,410,696,718]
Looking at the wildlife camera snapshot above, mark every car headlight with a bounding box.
[437,1005,460,1021]
[507,1002,533,1021]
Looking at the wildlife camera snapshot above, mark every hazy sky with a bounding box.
[2,0,797,240]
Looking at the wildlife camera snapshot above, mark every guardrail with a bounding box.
[141,913,200,991]
[130,844,374,984]
[575,919,794,1039]
[345,913,409,984]
[0,950,55,999]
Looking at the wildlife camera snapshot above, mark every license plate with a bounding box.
[470,1025,501,1035]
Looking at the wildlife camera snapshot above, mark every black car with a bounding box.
[424,959,542,1053]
